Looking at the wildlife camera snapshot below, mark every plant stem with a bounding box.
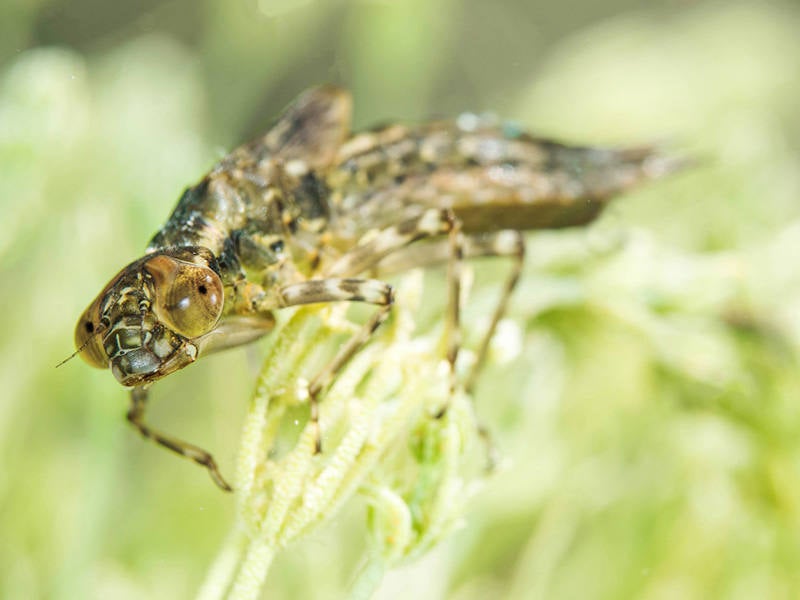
[196,525,249,600]
[227,537,277,600]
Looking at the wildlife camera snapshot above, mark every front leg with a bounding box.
[127,387,233,491]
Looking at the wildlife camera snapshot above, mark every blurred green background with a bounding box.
[2,0,800,598]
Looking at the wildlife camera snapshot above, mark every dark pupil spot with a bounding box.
[270,240,284,253]
[85,322,94,333]
[198,285,207,295]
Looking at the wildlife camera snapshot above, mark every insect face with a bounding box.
[75,247,224,386]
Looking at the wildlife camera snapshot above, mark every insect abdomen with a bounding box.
[330,121,683,235]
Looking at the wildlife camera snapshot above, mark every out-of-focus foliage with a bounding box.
[2,1,800,598]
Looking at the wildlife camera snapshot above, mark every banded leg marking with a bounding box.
[127,387,232,492]
[278,278,393,308]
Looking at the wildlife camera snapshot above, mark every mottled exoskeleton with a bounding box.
[72,86,683,490]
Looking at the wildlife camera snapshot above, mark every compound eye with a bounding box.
[146,255,224,339]
[74,306,108,369]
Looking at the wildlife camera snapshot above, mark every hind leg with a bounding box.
[376,230,526,393]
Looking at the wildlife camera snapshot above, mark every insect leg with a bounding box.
[126,386,233,491]
[375,230,524,469]
[273,278,395,453]
[462,231,526,394]
[462,232,525,471]
[376,230,526,393]
[441,218,464,410]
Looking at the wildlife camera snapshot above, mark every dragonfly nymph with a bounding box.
[73,85,683,490]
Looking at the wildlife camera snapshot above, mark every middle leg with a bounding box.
[326,208,466,412]
[278,209,466,450]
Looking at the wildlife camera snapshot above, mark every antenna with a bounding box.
[55,323,105,368]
